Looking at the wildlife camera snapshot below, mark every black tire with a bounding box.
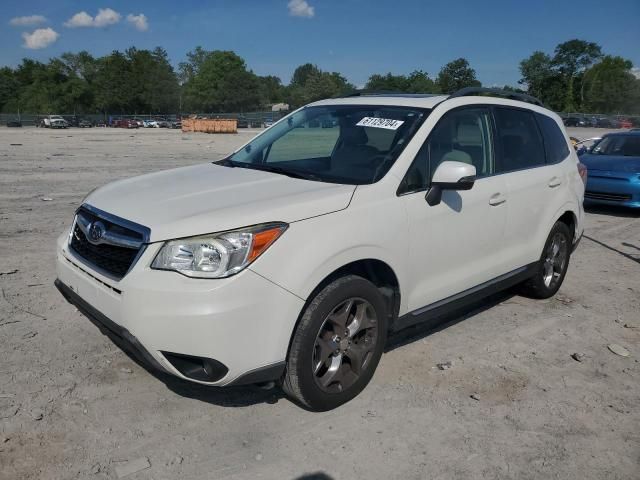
[282,275,388,411]
[519,221,572,299]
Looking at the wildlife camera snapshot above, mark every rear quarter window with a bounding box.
[536,113,570,164]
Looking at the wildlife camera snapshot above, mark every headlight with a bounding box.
[151,223,287,278]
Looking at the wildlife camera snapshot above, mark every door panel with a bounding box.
[399,106,511,312]
[402,176,509,311]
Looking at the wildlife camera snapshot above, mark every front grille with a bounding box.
[585,191,632,202]
[69,207,147,279]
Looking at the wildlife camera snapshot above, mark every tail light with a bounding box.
[577,162,588,187]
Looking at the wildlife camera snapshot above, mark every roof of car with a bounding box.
[310,87,550,113]
[310,95,450,109]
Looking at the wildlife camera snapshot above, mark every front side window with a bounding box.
[494,107,545,173]
[224,105,429,185]
[399,107,494,194]
[536,113,570,164]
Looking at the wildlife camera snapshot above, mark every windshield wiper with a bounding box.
[233,163,323,181]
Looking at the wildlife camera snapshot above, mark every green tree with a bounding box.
[0,67,19,112]
[182,50,260,112]
[286,65,353,108]
[93,51,133,113]
[583,56,640,113]
[365,70,437,93]
[290,63,322,88]
[436,58,481,94]
[258,75,286,105]
[552,39,602,110]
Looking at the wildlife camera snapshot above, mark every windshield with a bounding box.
[591,135,640,157]
[222,105,429,184]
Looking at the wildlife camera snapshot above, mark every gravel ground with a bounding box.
[0,126,638,480]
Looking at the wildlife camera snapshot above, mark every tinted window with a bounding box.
[536,113,570,164]
[399,108,494,193]
[494,107,545,173]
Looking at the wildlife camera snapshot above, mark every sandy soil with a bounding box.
[0,126,638,480]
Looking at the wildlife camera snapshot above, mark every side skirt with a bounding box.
[393,263,537,332]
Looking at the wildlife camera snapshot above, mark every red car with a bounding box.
[618,118,633,129]
[112,119,139,129]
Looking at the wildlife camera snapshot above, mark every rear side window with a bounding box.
[494,107,545,173]
[536,113,570,164]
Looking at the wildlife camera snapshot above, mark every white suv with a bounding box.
[55,88,585,411]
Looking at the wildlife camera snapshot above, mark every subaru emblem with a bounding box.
[88,221,105,242]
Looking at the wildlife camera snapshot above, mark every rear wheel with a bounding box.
[519,221,572,299]
[282,275,387,411]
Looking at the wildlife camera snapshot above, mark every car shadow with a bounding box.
[584,204,640,218]
[294,474,334,480]
[583,235,640,265]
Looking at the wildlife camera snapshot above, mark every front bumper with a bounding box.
[585,175,640,209]
[55,231,304,386]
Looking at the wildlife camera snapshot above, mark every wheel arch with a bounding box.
[285,258,402,362]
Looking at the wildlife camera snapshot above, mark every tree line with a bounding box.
[0,39,638,115]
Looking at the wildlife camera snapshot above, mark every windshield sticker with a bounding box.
[356,117,404,130]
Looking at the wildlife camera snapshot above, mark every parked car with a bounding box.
[170,120,182,129]
[593,117,617,128]
[112,119,139,129]
[78,119,93,128]
[50,118,69,129]
[236,117,249,128]
[6,119,22,127]
[143,119,158,128]
[55,89,585,410]
[563,117,588,127]
[39,115,66,128]
[263,119,275,128]
[617,118,633,129]
[580,131,640,208]
[157,120,171,128]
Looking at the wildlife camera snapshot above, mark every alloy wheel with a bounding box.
[312,297,378,393]
[542,232,568,288]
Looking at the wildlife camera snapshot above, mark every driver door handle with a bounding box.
[548,176,562,188]
[489,193,507,206]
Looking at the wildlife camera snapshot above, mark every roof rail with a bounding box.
[337,90,441,99]
[449,87,546,108]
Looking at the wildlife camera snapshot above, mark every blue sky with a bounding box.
[2,0,639,87]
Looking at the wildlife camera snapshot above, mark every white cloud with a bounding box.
[288,0,315,18]
[22,28,59,49]
[94,8,121,27]
[9,15,47,27]
[64,8,121,28]
[126,13,148,32]
[632,67,640,79]
[64,11,94,27]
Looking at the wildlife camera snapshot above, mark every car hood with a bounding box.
[85,163,356,242]
[580,154,640,173]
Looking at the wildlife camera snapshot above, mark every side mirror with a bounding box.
[425,161,476,206]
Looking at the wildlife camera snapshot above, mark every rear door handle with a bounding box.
[548,177,562,188]
[489,193,507,206]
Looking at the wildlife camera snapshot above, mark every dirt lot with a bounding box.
[0,127,638,480]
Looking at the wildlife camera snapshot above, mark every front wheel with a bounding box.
[282,275,388,411]
[519,221,572,299]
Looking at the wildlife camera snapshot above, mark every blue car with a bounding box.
[580,131,640,208]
